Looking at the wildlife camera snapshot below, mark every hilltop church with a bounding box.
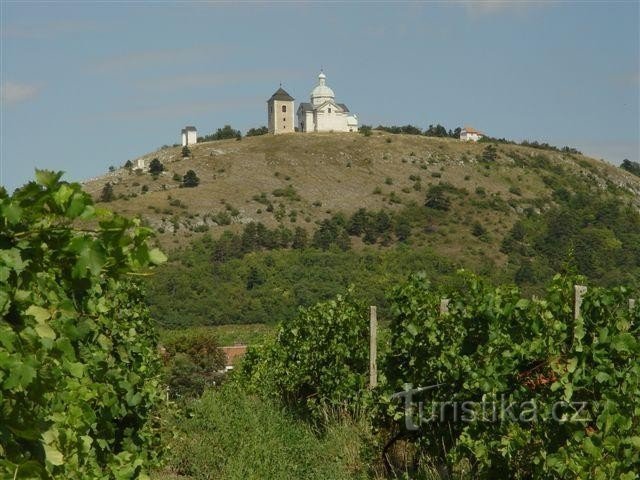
[267,71,358,134]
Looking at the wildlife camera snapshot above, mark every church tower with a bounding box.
[267,86,295,134]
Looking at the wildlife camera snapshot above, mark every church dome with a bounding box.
[310,71,335,105]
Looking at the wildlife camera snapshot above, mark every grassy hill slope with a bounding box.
[84,131,640,263]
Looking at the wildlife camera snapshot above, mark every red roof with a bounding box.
[221,345,248,366]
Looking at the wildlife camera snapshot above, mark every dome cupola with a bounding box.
[310,70,335,106]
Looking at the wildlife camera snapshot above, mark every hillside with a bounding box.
[84,131,640,258]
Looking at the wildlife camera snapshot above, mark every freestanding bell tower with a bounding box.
[267,86,295,134]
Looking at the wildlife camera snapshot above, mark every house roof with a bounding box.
[183,126,197,131]
[462,126,483,135]
[268,87,294,102]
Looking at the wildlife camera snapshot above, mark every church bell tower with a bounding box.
[267,86,295,134]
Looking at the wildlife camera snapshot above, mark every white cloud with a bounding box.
[1,82,41,105]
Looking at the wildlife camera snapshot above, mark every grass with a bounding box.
[84,131,640,261]
[154,385,378,480]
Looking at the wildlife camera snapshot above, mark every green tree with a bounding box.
[99,182,115,202]
[149,158,164,175]
[621,159,640,177]
[182,146,191,157]
[292,226,308,249]
[182,169,200,188]
[425,184,451,211]
[482,144,498,162]
[246,126,269,137]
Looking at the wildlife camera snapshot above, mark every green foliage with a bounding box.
[182,169,200,188]
[0,171,166,478]
[200,125,242,142]
[160,384,373,480]
[425,184,452,211]
[359,125,372,137]
[149,158,164,175]
[382,271,639,479]
[241,289,370,417]
[161,330,226,399]
[621,159,640,177]
[482,144,498,162]
[99,182,115,202]
[181,146,191,157]
[503,194,640,289]
[245,126,269,137]
[146,240,456,328]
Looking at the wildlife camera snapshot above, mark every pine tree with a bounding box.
[99,182,115,202]
[182,170,200,188]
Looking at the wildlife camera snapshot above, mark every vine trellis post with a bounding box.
[369,306,378,390]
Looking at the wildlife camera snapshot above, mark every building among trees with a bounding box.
[460,126,484,142]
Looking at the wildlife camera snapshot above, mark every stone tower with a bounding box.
[267,86,295,134]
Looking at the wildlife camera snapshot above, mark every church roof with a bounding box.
[269,87,294,102]
[298,101,350,113]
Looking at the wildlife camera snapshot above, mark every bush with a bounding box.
[200,125,242,142]
[360,125,372,137]
[246,126,269,137]
[161,330,226,399]
[471,221,486,237]
[149,158,165,175]
[241,289,369,417]
[425,184,452,211]
[182,169,200,188]
[99,182,115,202]
[621,159,640,177]
[0,171,166,478]
[482,144,498,162]
[182,146,191,157]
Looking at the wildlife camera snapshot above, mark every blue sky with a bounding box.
[1,1,638,192]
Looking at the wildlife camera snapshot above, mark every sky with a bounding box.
[1,1,639,192]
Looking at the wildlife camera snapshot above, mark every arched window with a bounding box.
[282,105,287,113]
[328,108,332,113]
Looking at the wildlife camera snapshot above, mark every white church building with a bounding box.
[297,72,358,133]
[266,71,358,134]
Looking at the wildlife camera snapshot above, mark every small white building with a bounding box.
[297,72,358,133]
[460,126,484,142]
[134,158,146,171]
[181,126,198,146]
[267,87,295,134]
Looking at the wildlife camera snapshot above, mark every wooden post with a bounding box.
[440,298,450,315]
[369,306,377,390]
[574,285,587,320]
[630,298,636,313]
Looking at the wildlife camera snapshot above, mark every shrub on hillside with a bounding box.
[0,171,166,478]
[99,182,115,202]
[149,158,165,175]
[246,126,269,137]
[161,330,226,399]
[621,159,640,177]
[199,125,242,142]
[182,169,200,188]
